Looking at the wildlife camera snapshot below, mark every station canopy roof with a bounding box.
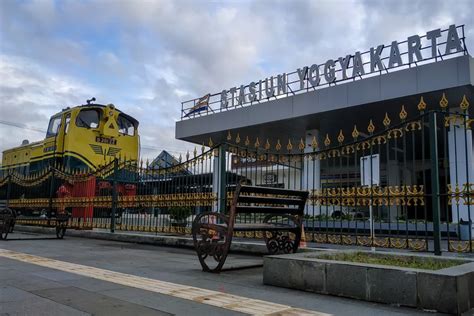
[176,55,474,149]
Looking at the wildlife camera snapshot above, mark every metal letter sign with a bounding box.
[360,154,380,187]
[182,25,467,119]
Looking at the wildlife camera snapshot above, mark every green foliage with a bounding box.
[396,215,407,222]
[305,214,331,221]
[315,252,464,270]
[169,206,192,222]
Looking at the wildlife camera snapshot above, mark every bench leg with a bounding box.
[0,208,14,240]
[264,229,301,254]
[192,212,232,273]
[263,215,302,255]
[55,213,70,239]
[55,219,68,239]
[0,223,9,240]
[9,220,15,233]
[56,226,66,239]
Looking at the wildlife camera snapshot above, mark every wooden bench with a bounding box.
[0,208,69,240]
[192,184,309,272]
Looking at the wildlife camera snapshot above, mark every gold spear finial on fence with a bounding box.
[367,119,375,134]
[337,130,344,144]
[299,138,305,151]
[227,130,232,141]
[352,125,360,139]
[193,146,197,157]
[311,135,318,150]
[460,95,470,111]
[254,137,260,148]
[265,139,271,150]
[324,134,331,147]
[245,136,250,146]
[276,139,282,151]
[417,96,427,112]
[399,105,408,120]
[440,93,448,109]
[235,133,241,144]
[186,150,190,161]
[208,137,213,148]
[287,139,293,152]
[383,112,391,128]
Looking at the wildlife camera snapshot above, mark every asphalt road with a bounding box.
[0,232,447,316]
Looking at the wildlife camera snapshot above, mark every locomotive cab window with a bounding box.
[118,114,135,136]
[46,115,62,137]
[64,113,71,134]
[76,109,100,129]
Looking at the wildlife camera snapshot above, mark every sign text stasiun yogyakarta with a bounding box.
[218,24,465,109]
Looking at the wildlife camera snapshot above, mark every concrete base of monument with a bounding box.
[263,250,474,315]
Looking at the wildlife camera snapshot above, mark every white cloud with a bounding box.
[0,0,472,162]
[0,54,97,151]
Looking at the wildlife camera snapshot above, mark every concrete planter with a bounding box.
[263,250,474,315]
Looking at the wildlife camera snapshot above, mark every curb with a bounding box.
[12,225,269,255]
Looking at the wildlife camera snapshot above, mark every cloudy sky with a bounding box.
[0,0,473,161]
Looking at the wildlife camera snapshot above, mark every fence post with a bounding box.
[111,158,118,233]
[48,167,55,219]
[219,144,227,213]
[429,111,442,255]
[6,172,11,208]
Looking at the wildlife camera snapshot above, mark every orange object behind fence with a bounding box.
[299,224,307,248]
[56,183,72,215]
[71,177,96,223]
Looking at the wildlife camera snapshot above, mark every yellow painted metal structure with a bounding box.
[1,103,139,173]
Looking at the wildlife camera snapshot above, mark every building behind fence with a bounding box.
[1,95,474,254]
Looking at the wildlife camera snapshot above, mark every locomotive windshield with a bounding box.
[76,109,100,129]
[46,115,61,137]
[118,114,135,136]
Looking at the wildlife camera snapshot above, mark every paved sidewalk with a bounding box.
[0,232,447,315]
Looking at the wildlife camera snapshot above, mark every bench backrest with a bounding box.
[229,185,308,221]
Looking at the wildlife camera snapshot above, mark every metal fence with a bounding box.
[1,94,473,254]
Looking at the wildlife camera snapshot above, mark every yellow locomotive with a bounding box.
[1,99,139,174]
